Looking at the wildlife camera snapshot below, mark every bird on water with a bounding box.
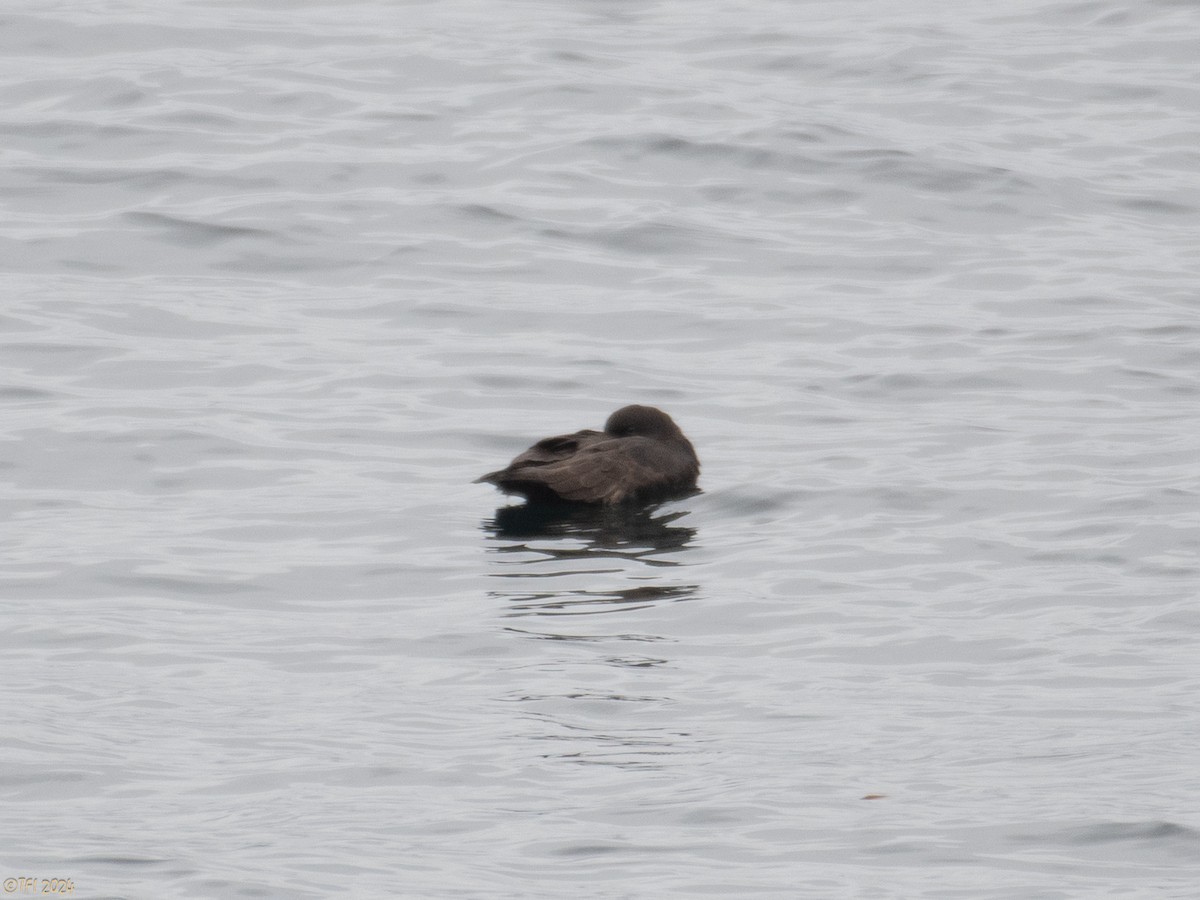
[476,405,700,506]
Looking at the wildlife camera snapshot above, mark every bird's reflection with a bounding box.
[481,500,700,617]
[481,500,703,769]
[500,583,697,616]
[482,501,697,563]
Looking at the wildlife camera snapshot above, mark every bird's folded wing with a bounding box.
[532,439,668,504]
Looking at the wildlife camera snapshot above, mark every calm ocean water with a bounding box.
[2,1,1198,897]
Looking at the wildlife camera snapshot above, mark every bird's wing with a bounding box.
[528,437,680,504]
[474,430,602,485]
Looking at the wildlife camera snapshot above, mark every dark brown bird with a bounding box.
[476,405,700,505]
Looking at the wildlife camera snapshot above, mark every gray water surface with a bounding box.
[2,1,1198,897]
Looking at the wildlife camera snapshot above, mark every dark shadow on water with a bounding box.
[481,500,700,617]
[499,582,698,616]
[481,500,703,769]
[482,500,697,564]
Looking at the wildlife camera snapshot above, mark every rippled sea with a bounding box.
[2,1,1198,897]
